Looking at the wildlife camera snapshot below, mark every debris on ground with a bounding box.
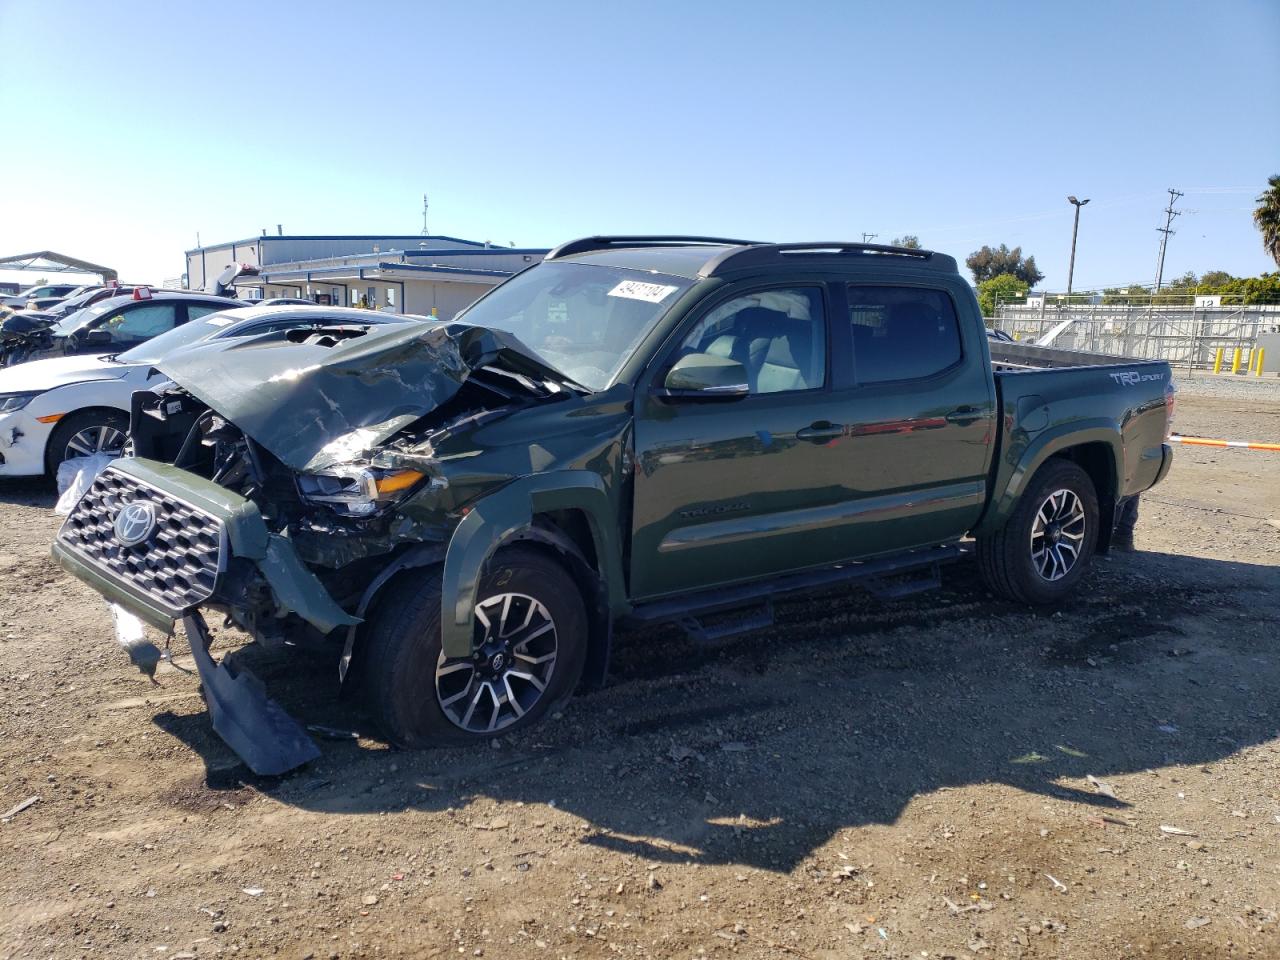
[0,796,39,821]
[1086,774,1118,799]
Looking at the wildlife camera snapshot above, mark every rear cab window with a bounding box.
[846,285,963,383]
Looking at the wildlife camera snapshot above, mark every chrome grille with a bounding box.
[57,466,225,614]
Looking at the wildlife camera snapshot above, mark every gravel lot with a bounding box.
[1,393,1277,960]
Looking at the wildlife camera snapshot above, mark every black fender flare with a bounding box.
[337,522,614,692]
[338,543,446,684]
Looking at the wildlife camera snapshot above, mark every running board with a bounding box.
[864,562,943,600]
[627,543,963,636]
[679,600,775,644]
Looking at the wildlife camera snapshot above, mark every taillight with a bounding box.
[1164,379,1177,438]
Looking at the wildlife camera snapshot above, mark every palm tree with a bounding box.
[1255,175,1280,268]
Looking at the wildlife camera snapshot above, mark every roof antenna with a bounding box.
[421,193,430,235]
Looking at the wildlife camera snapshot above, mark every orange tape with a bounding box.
[1169,434,1280,451]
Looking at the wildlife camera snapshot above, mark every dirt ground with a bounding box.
[1,392,1278,960]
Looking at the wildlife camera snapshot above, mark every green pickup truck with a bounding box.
[53,237,1175,773]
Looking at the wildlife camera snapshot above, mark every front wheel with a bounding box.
[976,459,1099,605]
[44,409,129,477]
[362,546,588,747]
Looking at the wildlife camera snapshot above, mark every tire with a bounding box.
[362,545,588,747]
[44,409,129,477]
[976,459,1099,605]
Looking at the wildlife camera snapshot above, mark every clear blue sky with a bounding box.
[1,0,1277,290]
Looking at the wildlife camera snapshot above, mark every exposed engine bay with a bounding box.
[124,321,584,639]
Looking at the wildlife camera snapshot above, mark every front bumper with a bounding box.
[0,410,51,476]
[52,457,358,634]
[52,457,354,775]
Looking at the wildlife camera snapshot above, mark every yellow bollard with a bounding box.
[1255,347,1266,377]
[1231,347,1242,374]
[1213,347,1224,373]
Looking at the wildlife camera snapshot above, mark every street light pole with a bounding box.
[1066,196,1090,300]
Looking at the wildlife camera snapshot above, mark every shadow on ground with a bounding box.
[0,476,55,507]
[140,549,1280,872]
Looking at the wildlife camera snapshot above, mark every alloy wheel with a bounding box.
[64,424,126,462]
[434,592,558,734]
[1030,488,1087,581]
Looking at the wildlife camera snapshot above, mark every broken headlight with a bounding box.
[0,391,42,413]
[296,465,430,516]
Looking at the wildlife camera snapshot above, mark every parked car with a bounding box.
[54,236,1174,774]
[41,285,142,320]
[238,297,320,307]
[1,283,82,308]
[0,305,425,478]
[0,289,238,367]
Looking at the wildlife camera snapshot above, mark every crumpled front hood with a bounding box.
[156,321,570,473]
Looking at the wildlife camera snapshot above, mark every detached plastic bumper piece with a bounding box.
[182,612,320,776]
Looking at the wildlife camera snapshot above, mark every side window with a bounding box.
[847,286,962,383]
[187,304,229,322]
[676,287,826,395]
[105,304,178,342]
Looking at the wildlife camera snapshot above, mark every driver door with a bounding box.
[630,283,852,599]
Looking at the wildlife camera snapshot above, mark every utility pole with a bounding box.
[1066,196,1090,299]
[861,232,877,243]
[421,194,430,235]
[1152,188,1184,293]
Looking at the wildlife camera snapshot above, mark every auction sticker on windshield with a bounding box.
[608,280,679,303]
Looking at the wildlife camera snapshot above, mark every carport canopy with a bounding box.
[0,250,118,282]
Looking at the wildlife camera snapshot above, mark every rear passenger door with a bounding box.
[827,283,996,555]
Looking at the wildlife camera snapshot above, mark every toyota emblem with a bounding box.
[113,501,159,547]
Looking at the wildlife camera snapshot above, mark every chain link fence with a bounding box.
[992,299,1280,370]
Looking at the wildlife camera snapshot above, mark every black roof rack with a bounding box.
[700,242,955,277]
[545,235,762,261]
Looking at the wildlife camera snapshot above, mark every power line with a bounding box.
[1152,188,1184,293]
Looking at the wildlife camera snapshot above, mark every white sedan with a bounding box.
[0,305,426,478]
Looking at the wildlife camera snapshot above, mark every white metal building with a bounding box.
[184,234,547,318]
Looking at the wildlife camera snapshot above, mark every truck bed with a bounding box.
[988,340,1167,373]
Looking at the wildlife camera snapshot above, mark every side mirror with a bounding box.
[83,329,113,345]
[660,353,750,400]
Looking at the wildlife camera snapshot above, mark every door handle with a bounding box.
[796,421,845,442]
[944,406,986,425]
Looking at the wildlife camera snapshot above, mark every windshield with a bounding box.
[51,299,119,335]
[453,261,694,390]
[117,310,242,363]
[49,289,103,316]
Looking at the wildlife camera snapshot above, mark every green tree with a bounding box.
[1157,271,1198,298]
[966,244,1044,286]
[1254,174,1280,268]
[977,273,1028,318]
[1197,270,1236,289]
[1102,285,1151,305]
[1216,273,1280,304]
[891,235,921,249]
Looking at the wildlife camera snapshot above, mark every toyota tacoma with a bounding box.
[52,237,1175,773]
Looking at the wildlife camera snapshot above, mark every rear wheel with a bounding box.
[363,546,588,747]
[44,409,128,477]
[976,459,1099,604]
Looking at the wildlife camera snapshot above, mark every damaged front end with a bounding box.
[52,321,598,773]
